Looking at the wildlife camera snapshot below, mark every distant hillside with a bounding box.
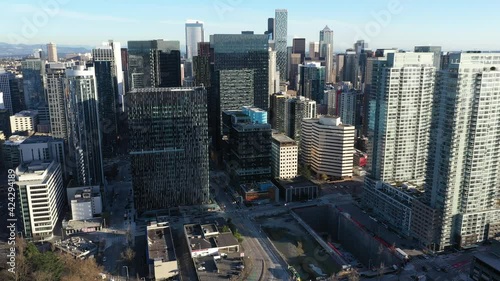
[0,42,92,58]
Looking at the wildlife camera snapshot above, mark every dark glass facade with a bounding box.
[299,64,326,103]
[21,59,45,109]
[127,87,209,213]
[158,50,181,87]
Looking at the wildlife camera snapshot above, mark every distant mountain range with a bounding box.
[0,42,92,58]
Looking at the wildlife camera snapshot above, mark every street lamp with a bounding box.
[122,265,129,280]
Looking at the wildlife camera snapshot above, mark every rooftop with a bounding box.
[272,134,297,145]
[147,223,176,262]
[22,134,63,144]
[241,181,276,193]
[66,218,102,231]
[4,135,28,145]
[277,176,318,189]
[474,252,500,271]
[12,110,38,117]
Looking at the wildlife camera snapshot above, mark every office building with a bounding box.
[2,135,27,169]
[298,62,326,103]
[223,108,272,185]
[415,46,442,70]
[265,18,274,40]
[0,109,10,137]
[269,48,279,95]
[64,66,104,187]
[127,39,180,89]
[21,58,45,109]
[45,63,68,139]
[185,20,204,60]
[343,51,358,86]
[94,40,125,110]
[284,96,316,143]
[127,87,209,213]
[147,222,179,281]
[10,110,38,134]
[15,160,64,241]
[269,93,287,133]
[366,52,435,184]
[335,54,345,83]
[271,134,298,179]
[412,53,500,251]
[47,42,58,62]
[275,9,288,81]
[210,33,269,110]
[470,249,500,281]
[18,134,66,177]
[158,50,182,87]
[193,42,213,88]
[301,116,355,179]
[292,38,306,63]
[0,70,15,115]
[275,176,319,203]
[288,53,302,90]
[309,41,320,60]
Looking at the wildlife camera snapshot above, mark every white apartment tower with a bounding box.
[45,64,67,139]
[47,42,58,62]
[415,52,500,250]
[366,52,436,184]
[301,116,355,179]
[271,134,298,179]
[16,160,64,240]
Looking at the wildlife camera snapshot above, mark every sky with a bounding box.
[2,0,500,52]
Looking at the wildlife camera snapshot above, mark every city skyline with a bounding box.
[3,0,500,51]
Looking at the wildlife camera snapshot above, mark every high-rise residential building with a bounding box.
[127,87,209,213]
[412,53,500,251]
[15,160,64,241]
[269,93,287,133]
[45,64,67,140]
[21,58,45,109]
[210,33,269,109]
[415,46,442,70]
[365,52,435,184]
[301,116,355,179]
[185,20,204,61]
[271,134,298,179]
[362,53,435,239]
[127,39,180,89]
[64,66,104,187]
[285,96,317,143]
[298,62,326,103]
[223,107,272,185]
[47,42,58,62]
[309,41,320,60]
[10,110,38,134]
[275,9,288,81]
[319,26,334,83]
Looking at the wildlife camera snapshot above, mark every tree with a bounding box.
[60,254,103,281]
[221,225,231,233]
[121,247,136,264]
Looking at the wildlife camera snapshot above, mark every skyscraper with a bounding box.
[319,26,334,83]
[298,63,326,103]
[127,39,180,89]
[268,48,279,95]
[275,9,288,81]
[366,52,435,184]
[185,20,204,60]
[309,41,319,60]
[292,38,306,63]
[158,50,182,87]
[414,46,442,70]
[64,65,104,187]
[412,53,500,251]
[45,64,67,140]
[92,48,119,159]
[0,70,14,115]
[127,87,209,213]
[47,42,58,62]
[285,96,317,143]
[21,58,45,109]
[265,18,275,41]
[269,93,286,133]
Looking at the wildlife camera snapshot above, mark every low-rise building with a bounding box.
[184,223,239,258]
[67,186,102,220]
[10,110,38,134]
[362,178,423,236]
[470,243,500,281]
[2,135,27,169]
[54,236,97,259]
[147,222,179,281]
[271,134,298,179]
[64,218,102,235]
[239,181,279,203]
[274,176,319,203]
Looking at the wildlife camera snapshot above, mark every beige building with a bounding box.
[47,42,58,62]
[147,222,179,280]
[301,116,355,179]
[271,134,298,179]
[10,110,38,134]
